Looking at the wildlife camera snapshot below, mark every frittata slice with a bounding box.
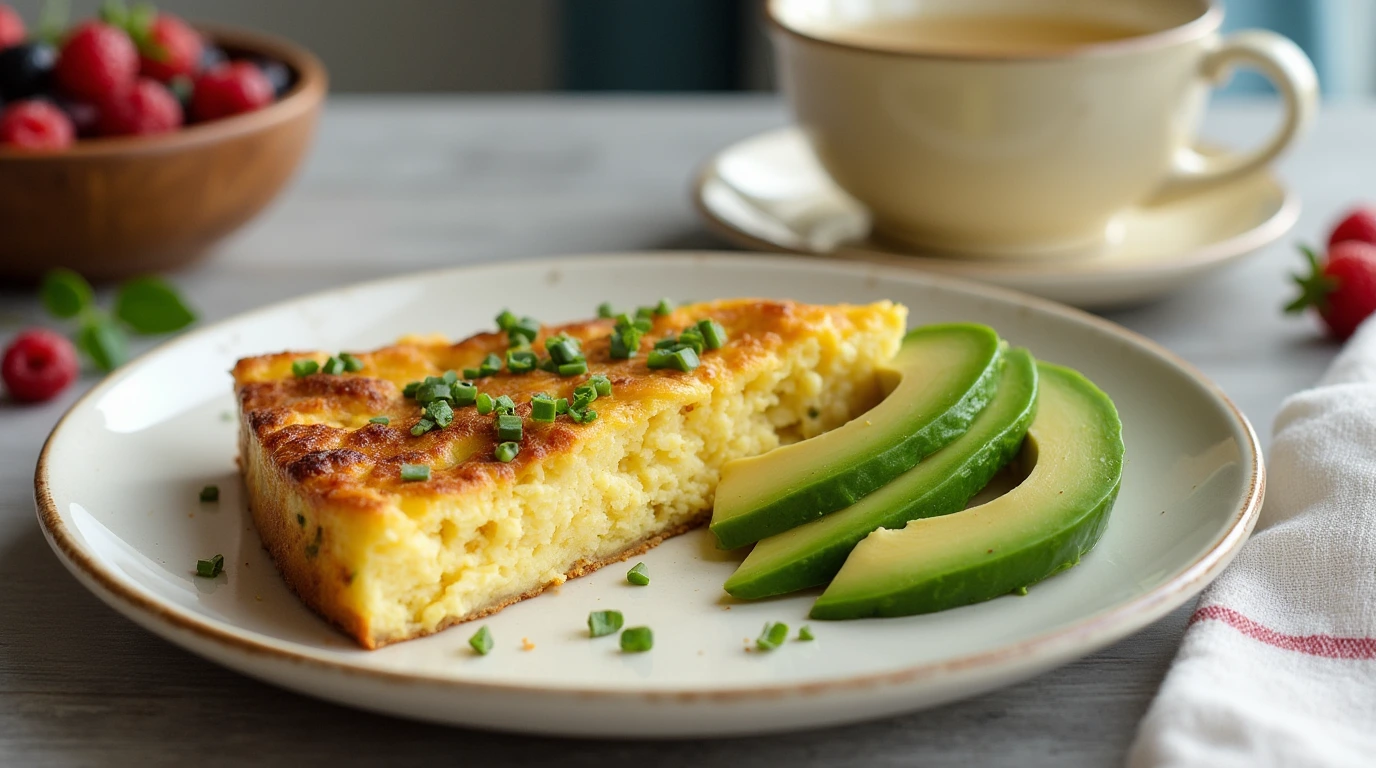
[233,299,906,648]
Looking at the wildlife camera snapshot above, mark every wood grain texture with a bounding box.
[0,96,1359,766]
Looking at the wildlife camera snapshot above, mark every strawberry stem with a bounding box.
[1285,244,1339,314]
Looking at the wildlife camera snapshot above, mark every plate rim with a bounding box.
[691,126,1300,280]
[33,251,1265,702]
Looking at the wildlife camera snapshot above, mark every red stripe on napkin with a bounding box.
[1189,605,1376,659]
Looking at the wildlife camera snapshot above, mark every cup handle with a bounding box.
[1155,29,1318,198]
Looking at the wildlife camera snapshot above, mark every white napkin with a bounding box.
[1127,318,1376,768]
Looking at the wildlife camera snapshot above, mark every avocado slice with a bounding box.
[710,324,1004,550]
[724,348,1038,600]
[810,361,1123,620]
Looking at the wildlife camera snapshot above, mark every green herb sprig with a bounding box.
[39,269,197,372]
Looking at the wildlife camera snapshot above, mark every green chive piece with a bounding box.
[495,413,523,442]
[411,418,435,436]
[588,610,624,638]
[646,347,699,372]
[400,463,431,482]
[402,381,420,398]
[797,626,815,642]
[531,396,557,422]
[442,370,459,384]
[425,399,454,428]
[620,626,653,653]
[452,381,478,407]
[653,336,679,350]
[572,383,598,408]
[494,441,520,463]
[469,625,494,655]
[596,302,616,319]
[538,356,559,373]
[291,359,319,377]
[504,316,540,347]
[198,485,219,502]
[626,562,649,586]
[590,374,612,397]
[369,416,390,425]
[476,393,495,415]
[416,381,451,403]
[339,352,364,372]
[697,319,726,349]
[555,398,570,415]
[195,553,224,578]
[494,395,517,415]
[321,356,345,375]
[558,360,588,377]
[654,298,674,315]
[480,353,503,376]
[462,367,482,379]
[496,309,518,331]
[545,336,583,365]
[757,622,789,651]
[609,328,641,359]
[677,329,706,355]
[569,407,598,425]
[506,349,537,373]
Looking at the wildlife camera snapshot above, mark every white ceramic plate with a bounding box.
[695,128,1299,309]
[36,254,1262,737]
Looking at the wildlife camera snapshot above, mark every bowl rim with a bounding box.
[0,23,327,160]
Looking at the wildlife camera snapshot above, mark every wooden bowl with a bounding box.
[0,26,327,281]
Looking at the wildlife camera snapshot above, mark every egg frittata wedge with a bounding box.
[233,299,906,648]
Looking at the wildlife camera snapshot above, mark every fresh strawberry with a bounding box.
[138,14,203,83]
[56,21,138,102]
[1327,207,1376,250]
[191,61,272,121]
[0,4,24,50]
[98,77,182,136]
[1287,242,1376,340]
[0,99,75,149]
[2,328,79,402]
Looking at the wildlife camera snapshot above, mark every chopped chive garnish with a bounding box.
[442,370,459,384]
[558,360,588,377]
[609,327,642,359]
[425,398,454,428]
[545,335,583,365]
[653,298,674,316]
[530,396,557,422]
[555,398,570,414]
[539,356,560,373]
[400,463,430,482]
[647,347,700,372]
[452,381,478,407]
[340,352,364,372]
[620,626,653,652]
[476,393,495,415]
[494,441,520,463]
[596,302,616,318]
[198,485,219,502]
[697,319,727,349]
[506,349,537,373]
[464,353,502,378]
[416,381,451,403]
[322,356,345,375]
[797,626,815,642]
[495,309,518,331]
[676,329,705,355]
[195,554,224,578]
[511,316,540,344]
[411,418,435,436]
[626,562,649,586]
[462,367,481,379]
[588,610,624,638]
[569,407,598,425]
[590,374,612,397]
[291,359,319,377]
[756,622,789,651]
[635,306,655,321]
[572,383,598,409]
[469,625,494,655]
[495,413,523,442]
[402,381,421,398]
[493,395,516,415]
[653,337,679,350]
[369,416,390,425]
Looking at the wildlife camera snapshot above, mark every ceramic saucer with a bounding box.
[694,127,1299,309]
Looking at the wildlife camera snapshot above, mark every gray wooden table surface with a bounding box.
[0,96,1359,767]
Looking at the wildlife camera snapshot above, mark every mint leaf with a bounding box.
[114,277,197,335]
[40,269,94,319]
[98,0,128,28]
[75,317,129,372]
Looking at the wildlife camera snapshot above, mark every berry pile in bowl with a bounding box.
[0,2,326,280]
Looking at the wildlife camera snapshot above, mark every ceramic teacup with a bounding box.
[767,0,1318,260]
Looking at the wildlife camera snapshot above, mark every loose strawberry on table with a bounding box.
[1287,241,1376,340]
[1327,207,1376,249]
[0,99,75,149]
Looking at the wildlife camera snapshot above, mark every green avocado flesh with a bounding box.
[709,324,1004,550]
[724,348,1039,600]
[810,362,1124,620]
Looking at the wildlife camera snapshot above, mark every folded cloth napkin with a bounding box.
[1127,318,1376,768]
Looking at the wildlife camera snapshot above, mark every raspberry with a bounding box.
[98,77,182,136]
[2,329,79,402]
[0,4,25,50]
[139,14,203,83]
[192,61,273,122]
[56,21,138,102]
[0,100,75,150]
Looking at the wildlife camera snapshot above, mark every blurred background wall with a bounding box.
[6,0,1373,97]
